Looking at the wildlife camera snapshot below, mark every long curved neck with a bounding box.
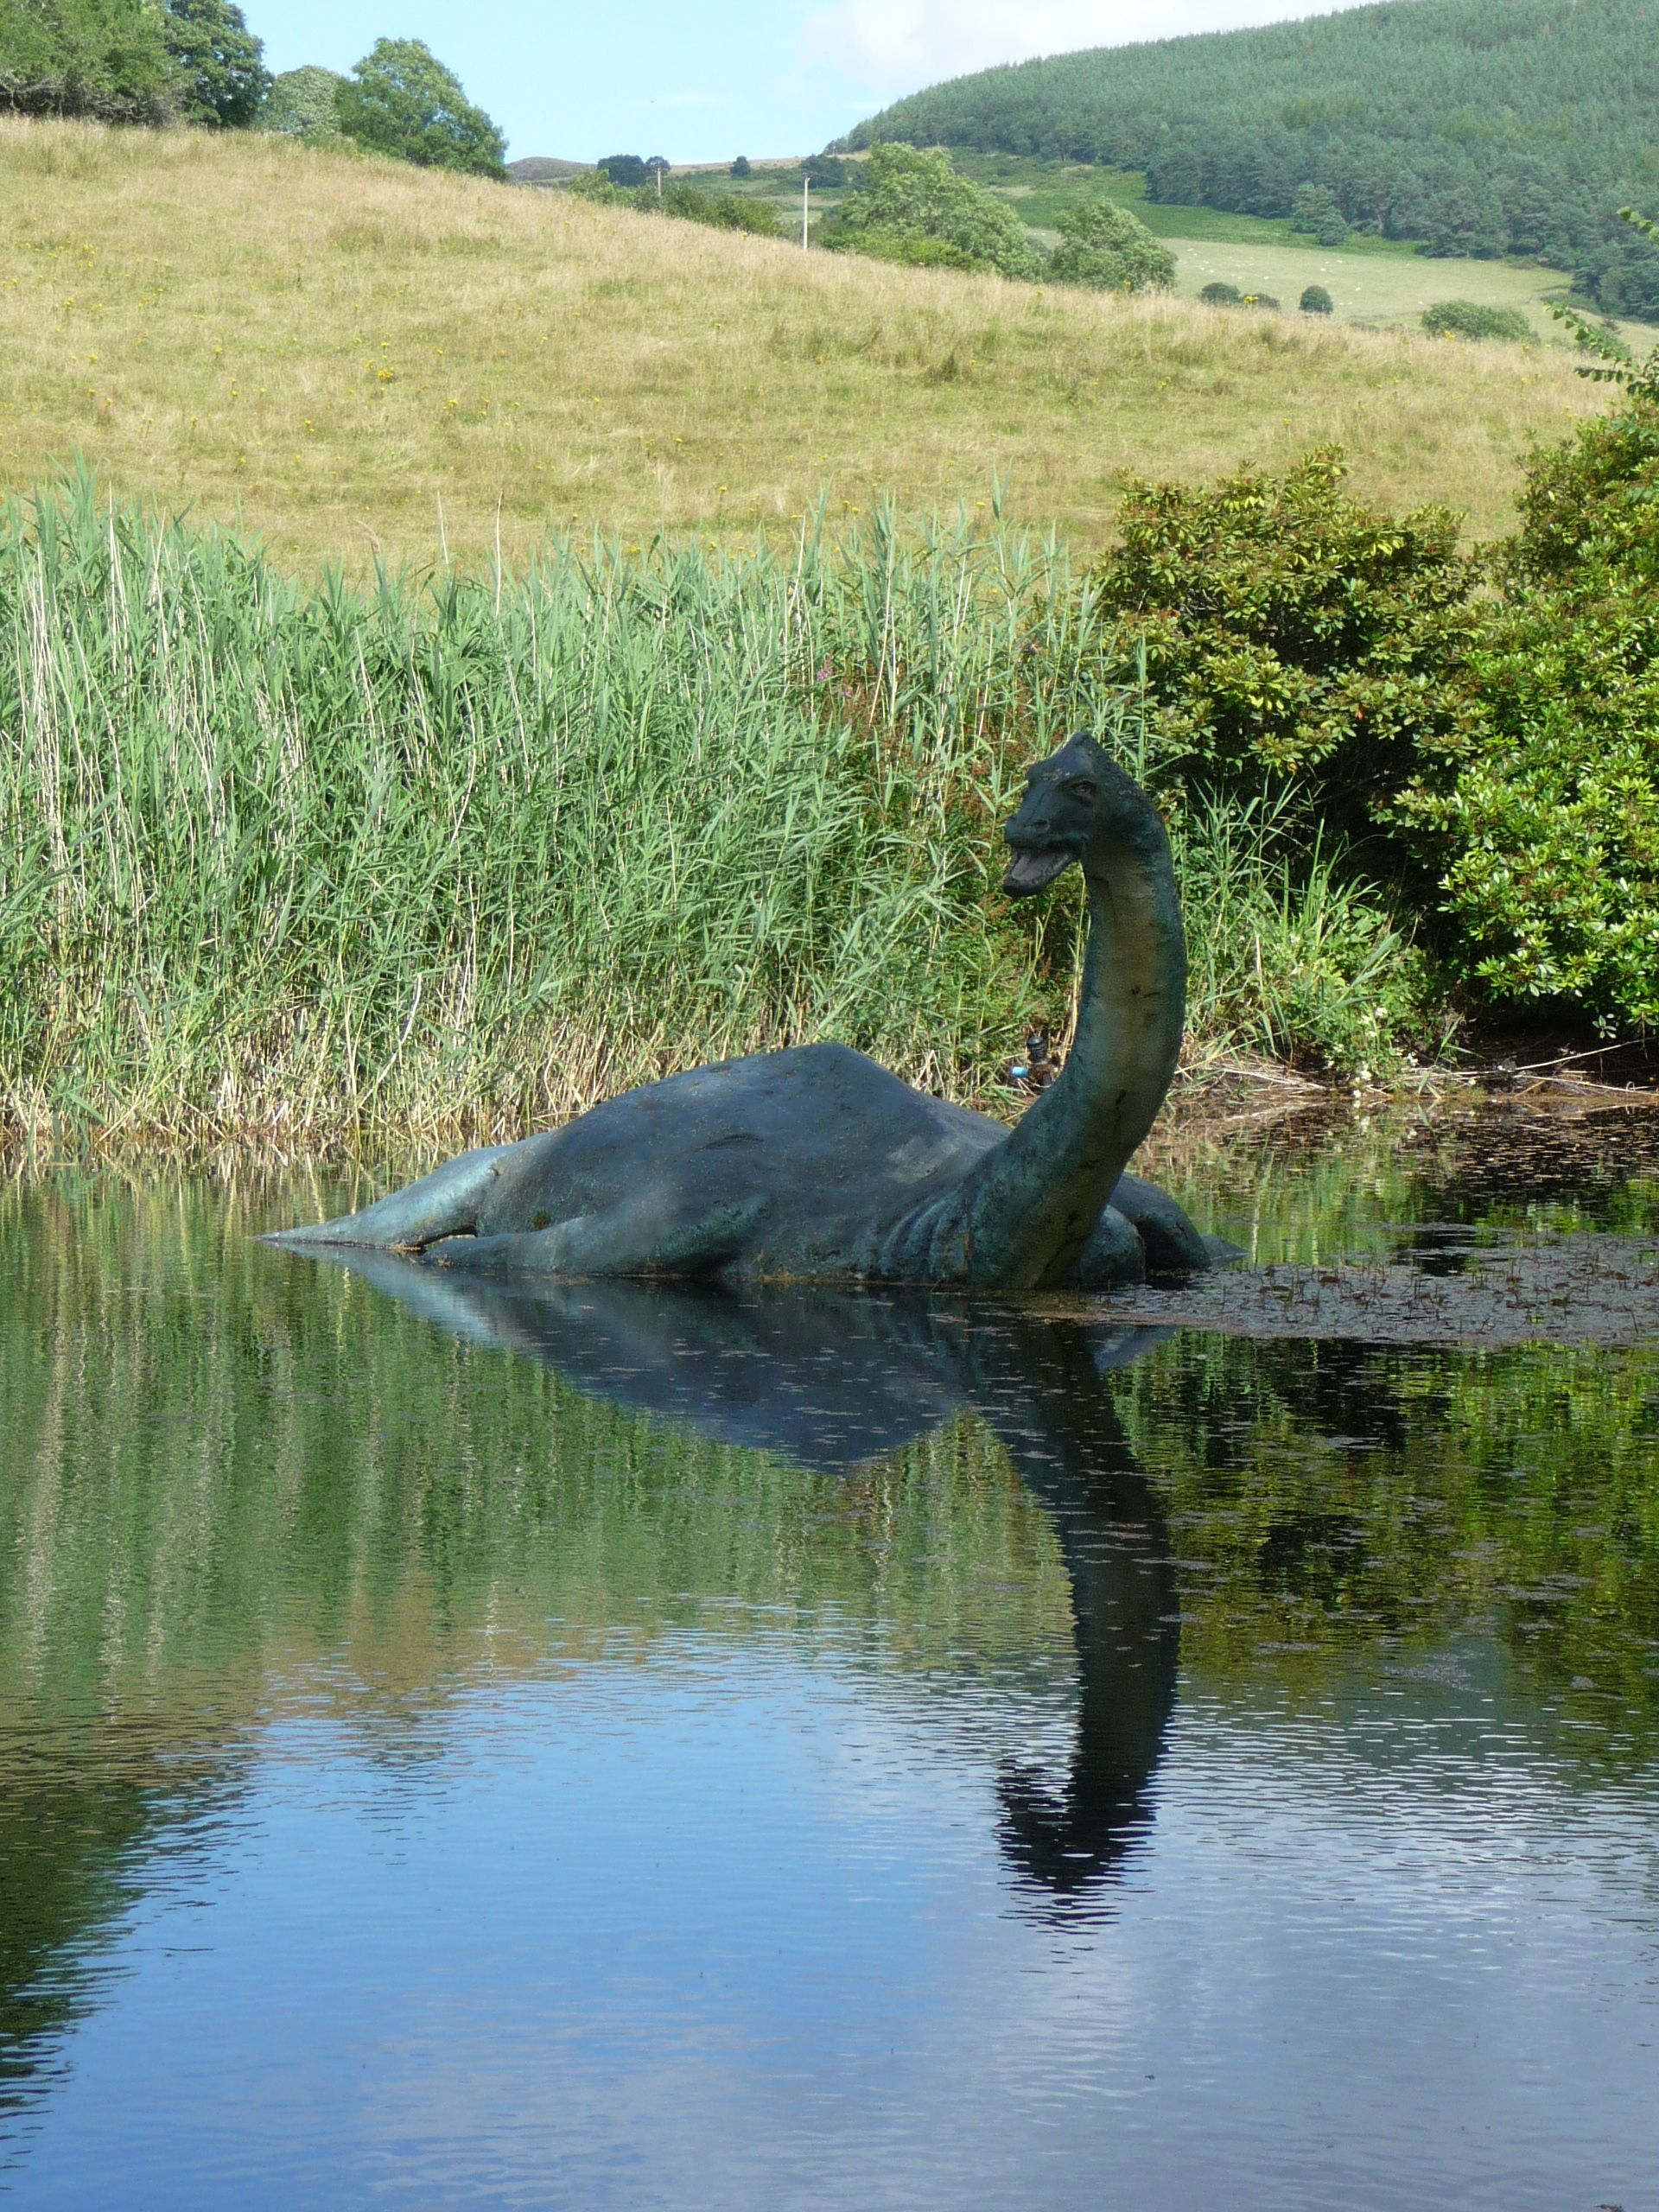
[969,1323,1178,1902]
[929,814,1185,1289]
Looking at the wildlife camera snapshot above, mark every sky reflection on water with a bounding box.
[13,1652,1657,2212]
[2,1129,1658,2209]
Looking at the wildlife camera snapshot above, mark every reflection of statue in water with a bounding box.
[273,736,1227,1289]
[976,1320,1177,1907]
[308,1252,1179,1915]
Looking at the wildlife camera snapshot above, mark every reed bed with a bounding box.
[0,474,1421,1154]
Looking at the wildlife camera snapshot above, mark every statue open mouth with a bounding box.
[1002,846,1077,898]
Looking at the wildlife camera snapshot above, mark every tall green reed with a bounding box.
[0,473,1422,1152]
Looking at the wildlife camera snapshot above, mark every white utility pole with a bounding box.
[802,173,810,250]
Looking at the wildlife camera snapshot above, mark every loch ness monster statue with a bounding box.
[270,733,1230,1289]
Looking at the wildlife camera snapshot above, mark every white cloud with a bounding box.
[802,0,1357,100]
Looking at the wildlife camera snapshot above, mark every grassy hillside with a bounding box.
[0,120,1601,570]
[841,0,1659,321]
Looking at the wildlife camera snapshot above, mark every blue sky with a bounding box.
[250,2,1376,166]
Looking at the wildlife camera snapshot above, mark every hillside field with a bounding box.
[711,155,1597,340]
[1164,235,1572,332]
[0,121,1605,572]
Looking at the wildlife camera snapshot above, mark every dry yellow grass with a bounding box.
[0,119,1606,570]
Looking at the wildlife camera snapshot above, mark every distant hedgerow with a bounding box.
[567,171,785,238]
[1421,300,1533,343]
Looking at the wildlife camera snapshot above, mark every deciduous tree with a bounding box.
[818,143,1038,281]
[336,38,505,178]
[260,64,345,141]
[1047,196,1174,292]
[160,0,266,127]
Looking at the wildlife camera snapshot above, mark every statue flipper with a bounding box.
[1109,1171,1213,1274]
[1071,1206,1147,1289]
[264,1146,510,1252]
[427,1191,772,1281]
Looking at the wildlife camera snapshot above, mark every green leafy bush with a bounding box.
[565,168,623,203]
[817,143,1039,281]
[1395,400,1659,1027]
[1242,292,1281,310]
[1421,299,1533,342]
[1500,386,1659,589]
[1300,284,1334,315]
[823,228,980,270]
[1396,605,1659,1025]
[660,182,784,236]
[1046,196,1175,293]
[1083,449,1476,834]
[1199,281,1243,306]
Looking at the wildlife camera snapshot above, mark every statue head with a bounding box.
[1001,732,1155,898]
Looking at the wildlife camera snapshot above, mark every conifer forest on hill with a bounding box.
[840,0,1659,321]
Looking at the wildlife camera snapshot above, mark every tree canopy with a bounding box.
[819,143,1039,281]
[1047,196,1174,293]
[1291,183,1347,248]
[334,37,505,178]
[160,0,266,129]
[260,65,345,141]
[0,0,177,121]
[838,0,1659,322]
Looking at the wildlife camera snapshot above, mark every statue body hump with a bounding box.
[273,735,1229,1291]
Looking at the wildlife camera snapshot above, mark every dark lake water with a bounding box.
[3,1104,1659,2209]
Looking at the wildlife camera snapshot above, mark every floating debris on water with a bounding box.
[1094,1230,1659,1347]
